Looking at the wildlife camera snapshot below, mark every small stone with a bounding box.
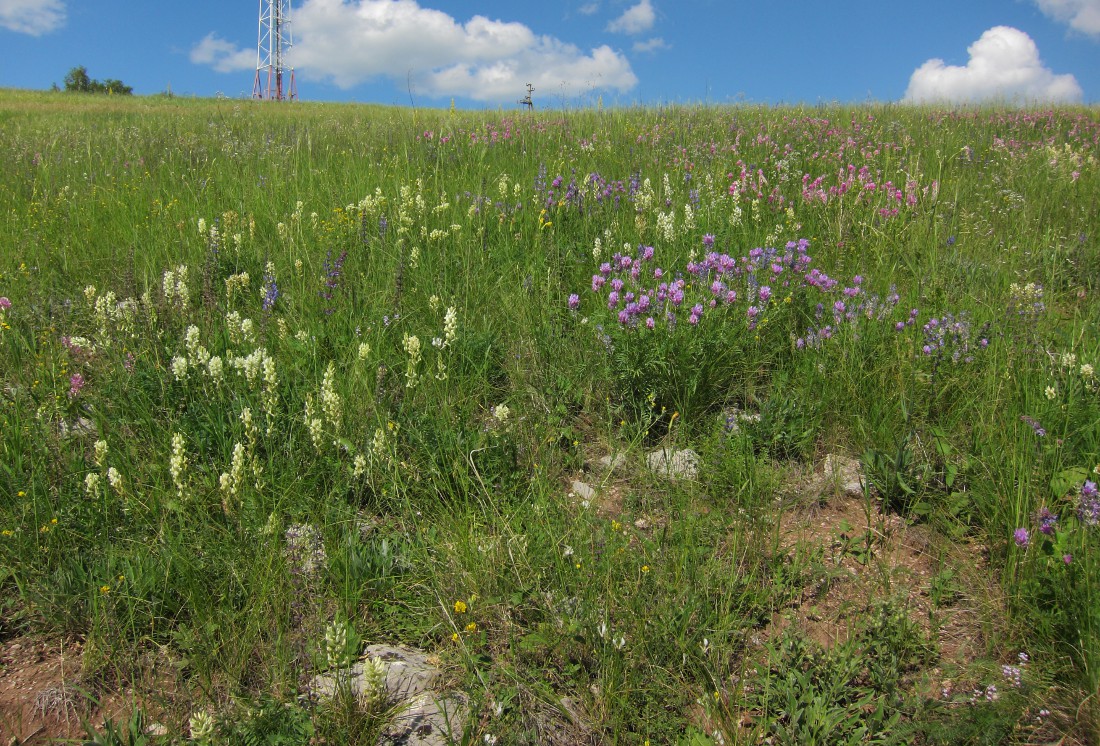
[823,454,864,497]
[646,448,699,481]
[309,644,442,704]
[58,417,97,440]
[379,691,468,746]
[633,518,650,530]
[145,723,168,737]
[596,453,627,472]
[570,480,596,502]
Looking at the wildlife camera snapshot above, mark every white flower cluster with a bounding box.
[324,619,349,669]
[305,395,324,451]
[359,655,387,710]
[93,291,139,343]
[225,271,250,303]
[403,333,422,389]
[169,432,188,498]
[162,265,190,311]
[107,466,123,495]
[320,362,342,435]
[218,442,246,507]
[225,311,256,346]
[656,210,676,242]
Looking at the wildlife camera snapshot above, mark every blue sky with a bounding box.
[1,0,1098,107]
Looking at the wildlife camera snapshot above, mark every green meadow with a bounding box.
[0,89,1098,744]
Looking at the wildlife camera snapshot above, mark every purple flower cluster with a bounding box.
[1020,415,1046,437]
[575,238,921,352]
[1078,480,1099,527]
[1013,527,1030,547]
[921,312,988,363]
[68,373,85,399]
[1036,506,1059,535]
[262,268,280,313]
[320,249,348,315]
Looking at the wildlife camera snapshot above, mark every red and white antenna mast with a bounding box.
[253,0,297,101]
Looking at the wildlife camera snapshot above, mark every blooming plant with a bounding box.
[573,238,907,428]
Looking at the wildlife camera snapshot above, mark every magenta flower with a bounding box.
[0,297,10,310]
[68,373,85,399]
[1013,528,1030,547]
[567,294,580,310]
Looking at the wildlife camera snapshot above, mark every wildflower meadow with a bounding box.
[0,88,1098,744]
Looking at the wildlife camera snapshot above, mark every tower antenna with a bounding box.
[253,0,297,101]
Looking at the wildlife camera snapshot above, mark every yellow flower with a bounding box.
[465,622,477,633]
[1,530,13,537]
[641,565,650,574]
[451,632,459,642]
[454,600,467,614]
[17,491,25,497]
[611,520,622,532]
[99,585,110,595]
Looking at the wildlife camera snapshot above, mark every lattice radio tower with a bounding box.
[253,0,297,101]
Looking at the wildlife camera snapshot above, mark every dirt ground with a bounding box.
[0,636,174,744]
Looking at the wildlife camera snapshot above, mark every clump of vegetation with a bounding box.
[56,65,133,95]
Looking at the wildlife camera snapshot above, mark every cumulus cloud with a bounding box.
[903,26,1082,104]
[632,37,668,53]
[190,33,255,73]
[0,0,65,35]
[578,2,600,15]
[283,0,636,102]
[1034,0,1100,37]
[607,0,655,35]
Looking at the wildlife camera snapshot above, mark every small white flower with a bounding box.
[352,454,367,478]
[171,355,189,382]
[1082,363,1095,378]
[359,655,387,709]
[188,710,215,741]
[93,439,108,467]
[563,544,574,558]
[206,355,223,382]
[1045,385,1057,400]
[84,472,100,495]
[107,467,123,493]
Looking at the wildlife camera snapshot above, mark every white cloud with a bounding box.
[903,26,1082,104]
[190,33,255,73]
[0,0,64,35]
[632,37,667,53]
[284,0,636,102]
[1034,0,1100,37]
[607,0,654,35]
[578,2,600,15]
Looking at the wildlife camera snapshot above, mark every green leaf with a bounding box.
[1051,467,1089,498]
